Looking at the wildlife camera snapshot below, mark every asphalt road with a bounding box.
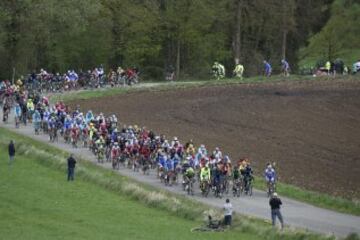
[1,111,359,238]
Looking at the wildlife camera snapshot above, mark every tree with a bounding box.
[299,0,360,66]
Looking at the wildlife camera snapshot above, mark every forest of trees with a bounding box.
[0,0,357,80]
[299,0,360,68]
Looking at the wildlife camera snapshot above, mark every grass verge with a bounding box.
[0,143,263,240]
[252,177,360,216]
[50,74,360,103]
[0,127,345,240]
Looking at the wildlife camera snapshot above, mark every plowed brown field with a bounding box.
[70,79,360,199]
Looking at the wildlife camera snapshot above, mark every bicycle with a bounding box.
[200,180,210,197]
[232,177,244,197]
[267,181,276,197]
[185,177,195,195]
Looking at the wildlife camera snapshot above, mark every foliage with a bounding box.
[299,0,360,67]
[0,0,335,80]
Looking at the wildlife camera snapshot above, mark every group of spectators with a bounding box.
[314,59,360,76]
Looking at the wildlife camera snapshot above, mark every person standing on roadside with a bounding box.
[8,140,15,168]
[269,192,284,229]
[223,198,233,226]
[67,154,77,181]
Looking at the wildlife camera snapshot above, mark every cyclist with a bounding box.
[85,110,94,123]
[243,161,254,194]
[110,114,118,130]
[281,59,290,76]
[353,60,360,74]
[185,166,195,181]
[26,98,35,121]
[233,63,244,79]
[111,142,120,166]
[71,124,80,147]
[325,61,331,75]
[200,165,211,190]
[212,62,225,80]
[213,147,223,162]
[95,136,105,148]
[32,109,41,134]
[184,166,195,191]
[185,139,196,156]
[264,60,272,77]
[42,108,51,132]
[264,163,276,193]
[14,103,22,128]
[232,162,242,192]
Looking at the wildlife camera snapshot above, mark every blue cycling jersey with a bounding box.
[265,63,272,72]
[165,160,174,171]
[264,168,276,180]
[14,106,22,117]
[64,119,72,129]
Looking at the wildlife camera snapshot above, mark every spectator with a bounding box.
[8,140,15,167]
[67,154,77,181]
[269,192,284,229]
[223,198,233,226]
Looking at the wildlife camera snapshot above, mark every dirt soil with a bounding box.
[70,79,360,199]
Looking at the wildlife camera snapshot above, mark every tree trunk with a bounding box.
[176,40,181,80]
[281,30,287,60]
[233,0,243,65]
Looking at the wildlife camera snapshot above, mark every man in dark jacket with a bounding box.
[8,140,15,167]
[67,154,77,181]
[269,192,284,229]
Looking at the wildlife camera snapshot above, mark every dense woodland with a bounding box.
[0,0,358,80]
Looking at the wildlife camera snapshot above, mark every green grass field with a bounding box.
[0,127,339,240]
[0,145,261,240]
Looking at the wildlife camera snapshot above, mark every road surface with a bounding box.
[1,111,359,238]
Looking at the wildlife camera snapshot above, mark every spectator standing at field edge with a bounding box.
[8,140,15,168]
[269,192,284,229]
[223,198,233,226]
[67,154,76,181]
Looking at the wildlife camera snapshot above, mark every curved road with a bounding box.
[1,111,359,238]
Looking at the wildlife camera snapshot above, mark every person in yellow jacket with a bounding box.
[26,99,35,122]
[200,165,211,182]
[89,123,96,140]
[325,61,331,75]
[233,64,244,80]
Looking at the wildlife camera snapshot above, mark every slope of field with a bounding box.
[71,78,360,200]
[0,144,263,240]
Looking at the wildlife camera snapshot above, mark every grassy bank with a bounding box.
[252,177,360,216]
[51,74,359,103]
[0,127,342,240]
[0,136,260,240]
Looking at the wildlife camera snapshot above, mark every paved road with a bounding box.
[1,111,359,238]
